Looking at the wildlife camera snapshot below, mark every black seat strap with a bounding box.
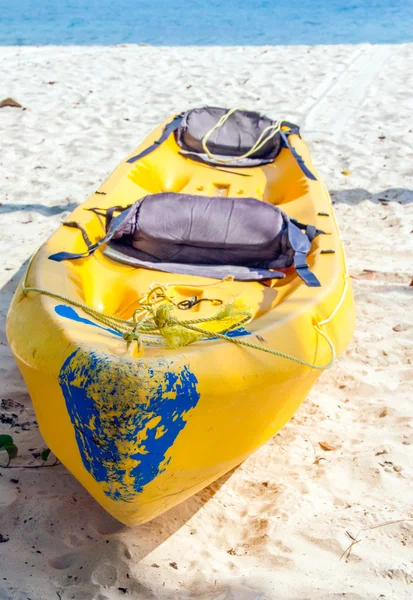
[85,204,133,233]
[126,114,184,164]
[49,205,137,262]
[279,129,317,181]
[290,218,324,241]
[62,221,93,249]
[294,252,321,287]
[287,221,321,287]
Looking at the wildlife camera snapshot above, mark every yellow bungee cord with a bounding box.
[201,107,283,164]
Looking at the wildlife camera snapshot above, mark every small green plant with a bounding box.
[0,435,18,466]
[0,435,58,469]
[41,448,51,462]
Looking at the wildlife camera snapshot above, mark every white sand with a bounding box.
[1,44,412,600]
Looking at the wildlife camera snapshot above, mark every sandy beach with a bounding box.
[1,43,412,600]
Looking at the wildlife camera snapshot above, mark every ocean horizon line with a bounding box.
[1,0,412,46]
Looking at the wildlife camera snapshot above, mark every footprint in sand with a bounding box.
[91,562,118,587]
[92,514,126,536]
[49,552,76,570]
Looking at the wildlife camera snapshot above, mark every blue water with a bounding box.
[1,0,412,45]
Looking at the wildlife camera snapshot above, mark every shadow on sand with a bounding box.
[330,187,413,205]
[0,202,79,216]
[1,259,255,599]
[3,183,410,596]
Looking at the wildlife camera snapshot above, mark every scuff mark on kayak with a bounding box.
[59,349,200,501]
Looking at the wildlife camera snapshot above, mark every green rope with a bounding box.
[21,257,335,370]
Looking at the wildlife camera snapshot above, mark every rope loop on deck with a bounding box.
[21,252,335,370]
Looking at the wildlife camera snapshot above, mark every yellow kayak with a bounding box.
[7,109,355,525]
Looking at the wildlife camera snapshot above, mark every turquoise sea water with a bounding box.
[0,0,412,45]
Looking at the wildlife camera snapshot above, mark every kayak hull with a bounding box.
[7,116,355,525]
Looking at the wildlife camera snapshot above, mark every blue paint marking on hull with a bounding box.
[55,305,122,337]
[55,304,251,340]
[212,326,250,338]
[58,349,200,501]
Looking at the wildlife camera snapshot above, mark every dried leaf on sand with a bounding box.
[318,441,336,451]
[0,97,23,108]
